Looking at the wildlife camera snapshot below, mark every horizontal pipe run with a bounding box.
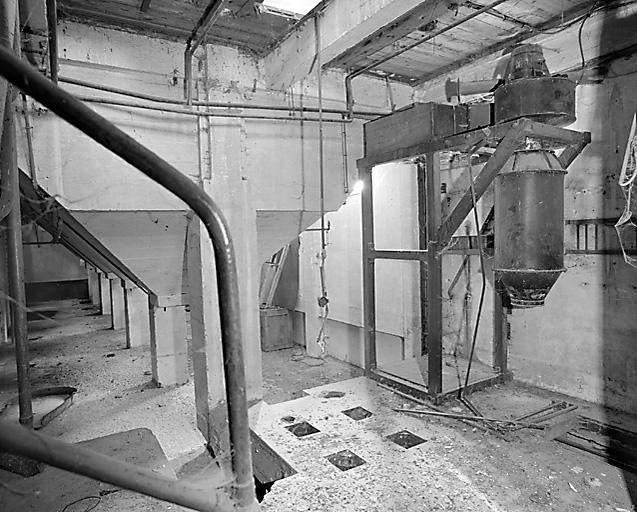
[73,93,355,123]
[0,420,231,511]
[0,45,257,509]
[58,76,387,118]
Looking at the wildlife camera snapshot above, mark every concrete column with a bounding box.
[88,268,100,306]
[99,273,111,315]
[149,304,188,386]
[124,285,150,348]
[109,277,126,330]
[188,118,262,454]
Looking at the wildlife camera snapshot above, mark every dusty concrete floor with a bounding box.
[0,299,636,511]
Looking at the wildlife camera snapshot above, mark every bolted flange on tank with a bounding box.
[494,149,567,308]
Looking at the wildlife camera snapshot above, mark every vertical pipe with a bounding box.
[3,88,33,428]
[340,119,349,194]
[314,15,326,254]
[45,0,58,84]
[0,0,18,144]
[21,94,38,187]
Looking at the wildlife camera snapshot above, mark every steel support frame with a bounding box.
[359,117,590,401]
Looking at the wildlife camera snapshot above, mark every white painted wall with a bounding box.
[17,21,409,295]
[297,160,496,368]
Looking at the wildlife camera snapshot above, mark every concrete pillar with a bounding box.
[88,268,100,306]
[149,303,188,386]
[188,116,262,455]
[124,285,150,348]
[99,273,111,315]
[109,277,126,330]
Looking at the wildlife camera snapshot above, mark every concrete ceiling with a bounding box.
[326,0,597,84]
[56,0,300,55]
[54,0,599,84]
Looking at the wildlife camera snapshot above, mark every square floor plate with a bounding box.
[325,450,366,471]
[386,430,426,449]
[285,421,320,438]
[342,406,373,421]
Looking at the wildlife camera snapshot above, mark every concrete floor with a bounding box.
[0,299,636,511]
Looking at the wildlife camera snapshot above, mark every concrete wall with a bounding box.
[297,160,496,367]
[22,244,86,283]
[22,227,87,283]
[507,59,637,414]
[15,21,414,299]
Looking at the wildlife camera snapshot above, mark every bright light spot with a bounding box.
[262,0,322,15]
[351,180,364,195]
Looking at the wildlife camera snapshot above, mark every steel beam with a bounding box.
[425,153,442,395]
[417,161,427,356]
[361,166,376,372]
[492,285,508,374]
[45,0,58,83]
[369,249,429,261]
[437,121,526,247]
[329,0,451,70]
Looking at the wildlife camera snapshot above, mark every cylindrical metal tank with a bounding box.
[494,149,567,308]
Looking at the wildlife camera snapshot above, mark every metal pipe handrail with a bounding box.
[344,0,510,116]
[0,45,257,510]
[0,419,233,511]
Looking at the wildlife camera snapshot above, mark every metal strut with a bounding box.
[0,45,257,511]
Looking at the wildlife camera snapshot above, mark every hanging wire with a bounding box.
[314,12,329,356]
[615,112,637,268]
[457,141,488,411]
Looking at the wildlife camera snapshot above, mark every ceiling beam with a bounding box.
[327,0,453,70]
[263,0,428,89]
[412,2,594,86]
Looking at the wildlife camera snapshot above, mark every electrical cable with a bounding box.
[61,496,101,512]
[314,12,329,356]
[457,144,488,404]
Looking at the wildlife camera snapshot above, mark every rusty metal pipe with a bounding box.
[0,92,16,222]
[0,45,257,509]
[0,0,17,145]
[74,93,355,123]
[58,75,387,118]
[0,419,232,511]
[46,0,58,83]
[4,89,33,428]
